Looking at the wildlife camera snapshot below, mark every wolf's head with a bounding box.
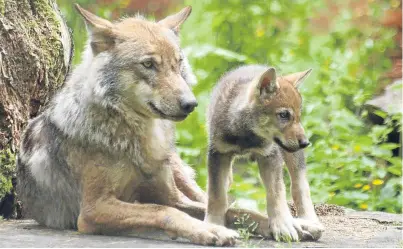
[249,67,312,152]
[75,4,197,121]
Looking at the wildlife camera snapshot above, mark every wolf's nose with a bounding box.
[180,100,198,114]
[298,139,310,149]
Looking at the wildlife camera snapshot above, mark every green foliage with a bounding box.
[57,0,402,213]
[0,0,5,15]
[0,148,16,199]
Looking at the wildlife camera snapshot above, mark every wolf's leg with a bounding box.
[281,149,324,240]
[256,152,304,242]
[167,152,207,203]
[205,148,233,226]
[78,165,238,246]
[78,198,240,246]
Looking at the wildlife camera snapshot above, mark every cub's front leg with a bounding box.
[256,151,306,242]
[282,149,324,240]
[205,148,234,226]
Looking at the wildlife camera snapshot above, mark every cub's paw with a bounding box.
[296,218,324,241]
[268,216,303,242]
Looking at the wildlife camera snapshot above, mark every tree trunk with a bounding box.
[0,0,73,218]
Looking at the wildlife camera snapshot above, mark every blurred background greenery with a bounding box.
[56,0,402,213]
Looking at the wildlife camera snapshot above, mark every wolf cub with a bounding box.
[204,65,324,241]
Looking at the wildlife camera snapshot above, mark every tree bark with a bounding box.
[0,0,73,218]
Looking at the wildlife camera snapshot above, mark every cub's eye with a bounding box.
[277,110,291,120]
[142,61,153,69]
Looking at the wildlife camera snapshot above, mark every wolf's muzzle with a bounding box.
[179,99,198,114]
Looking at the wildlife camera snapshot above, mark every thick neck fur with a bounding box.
[224,80,276,153]
[228,100,255,134]
[228,81,266,136]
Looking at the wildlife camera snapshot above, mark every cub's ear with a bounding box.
[75,4,115,54]
[256,67,279,98]
[283,69,312,88]
[158,6,192,34]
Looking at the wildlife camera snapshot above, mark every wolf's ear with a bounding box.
[283,69,312,88]
[256,67,279,97]
[158,6,192,34]
[75,4,115,54]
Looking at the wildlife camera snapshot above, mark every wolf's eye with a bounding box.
[278,110,291,120]
[142,61,153,69]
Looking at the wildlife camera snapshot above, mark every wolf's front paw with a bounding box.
[188,228,220,246]
[296,218,324,241]
[191,223,238,246]
[208,224,239,246]
[268,216,302,242]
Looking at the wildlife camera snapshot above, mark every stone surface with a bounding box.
[0,209,402,248]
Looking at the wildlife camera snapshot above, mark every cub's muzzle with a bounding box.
[298,138,310,149]
[274,137,310,153]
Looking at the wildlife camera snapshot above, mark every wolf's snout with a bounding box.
[180,98,198,114]
[298,138,310,149]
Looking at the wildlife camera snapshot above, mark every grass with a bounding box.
[234,214,264,248]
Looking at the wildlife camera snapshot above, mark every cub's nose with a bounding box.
[298,139,310,149]
[180,99,198,114]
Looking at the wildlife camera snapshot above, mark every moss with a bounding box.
[0,148,15,199]
[0,0,5,16]
[19,0,68,93]
[34,0,67,88]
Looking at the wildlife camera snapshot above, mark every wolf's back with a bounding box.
[17,113,80,229]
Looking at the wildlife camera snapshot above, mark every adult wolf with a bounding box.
[16,4,269,246]
[204,65,325,242]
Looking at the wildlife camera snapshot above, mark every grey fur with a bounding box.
[17,114,80,229]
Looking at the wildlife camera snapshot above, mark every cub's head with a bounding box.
[250,67,312,152]
[75,4,197,121]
